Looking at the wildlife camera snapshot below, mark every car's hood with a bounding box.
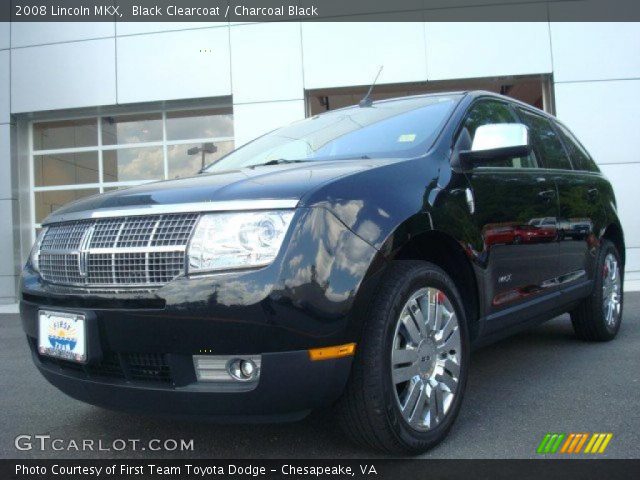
[43,158,402,223]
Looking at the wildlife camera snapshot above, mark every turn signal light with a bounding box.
[308,343,356,361]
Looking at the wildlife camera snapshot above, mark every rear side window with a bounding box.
[517,108,573,170]
[458,100,537,168]
[556,122,600,172]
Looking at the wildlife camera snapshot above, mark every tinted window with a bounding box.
[517,109,572,170]
[556,122,599,172]
[458,100,537,168]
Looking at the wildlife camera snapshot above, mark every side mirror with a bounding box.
[460,123,531,168]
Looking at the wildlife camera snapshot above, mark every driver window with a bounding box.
[456,100,538,168]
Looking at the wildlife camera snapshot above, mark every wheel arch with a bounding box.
[383,229,482,342]
[602,222,626,268]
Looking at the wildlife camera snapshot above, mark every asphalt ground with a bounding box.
[1,293,638,459]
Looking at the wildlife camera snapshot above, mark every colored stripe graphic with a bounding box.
[560,433,575,453]
[574,433,589,453]
[562,433,588,454]
[539,433,613,454]
[537,433,565,454]
[598,433,613,453]
[568,433,583,453]
[585,433,614,454]
[537,434,551,454]
[549,434,565,453]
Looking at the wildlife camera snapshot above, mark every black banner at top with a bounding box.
[4,0,640,22]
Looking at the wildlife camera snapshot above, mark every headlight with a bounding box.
[29,227,48,273]
[187,210,295,273]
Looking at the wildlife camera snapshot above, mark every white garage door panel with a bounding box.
[555,80,640,166]
[117,28,231,104]
[11,39,117,113]
[11,22,115,47]
[425,5,551,81]
[550,22,640,82]
[233,100,305,147]
[302,22,427,89]
[599,163,640,250]
[231,23,304,104]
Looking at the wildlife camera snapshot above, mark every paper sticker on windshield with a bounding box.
[397,134,417,143]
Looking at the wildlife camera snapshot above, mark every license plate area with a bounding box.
[38,310,87,364]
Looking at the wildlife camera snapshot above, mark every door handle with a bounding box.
[538,189,556,203]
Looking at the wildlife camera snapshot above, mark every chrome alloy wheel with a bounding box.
[602,253,622,327]
[391,287,461,431]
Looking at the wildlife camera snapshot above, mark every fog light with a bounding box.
[193,355,261,385]
[241,360,255,377]
[228,358,258,381]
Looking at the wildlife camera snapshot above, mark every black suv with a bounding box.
[21,91,624,454]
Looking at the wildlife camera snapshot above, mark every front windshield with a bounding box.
[205,94,461,172]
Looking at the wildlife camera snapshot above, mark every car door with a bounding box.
[515,108,600,295]
[552,120,607,287]
[457,99,561,331]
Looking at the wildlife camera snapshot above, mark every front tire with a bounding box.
[336,261,469,454]
[571,240,623,341]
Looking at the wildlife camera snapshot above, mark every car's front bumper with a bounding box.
[20,279,358,420]
[27,337,352,421]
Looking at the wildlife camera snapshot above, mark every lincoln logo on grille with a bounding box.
[77,224,95,278]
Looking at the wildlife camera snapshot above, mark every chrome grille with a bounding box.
[89,218,122,249]
[38,214,198,288]
[149,252,186,283]
[116,217,156,248]
[40,221,93,251]
[114,252,147,284]
[87,253,112,284]
[39,253,85,285]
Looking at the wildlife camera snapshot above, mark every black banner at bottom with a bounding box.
[3,459,640,480]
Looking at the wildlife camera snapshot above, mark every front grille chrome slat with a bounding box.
[38,213,198,288]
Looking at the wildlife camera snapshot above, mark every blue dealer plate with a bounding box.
[38,310,87,363]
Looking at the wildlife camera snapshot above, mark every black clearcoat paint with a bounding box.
[20,91,625,418]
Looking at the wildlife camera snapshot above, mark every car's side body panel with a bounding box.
[304,92,624,344]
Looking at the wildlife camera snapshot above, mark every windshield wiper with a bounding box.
[247,155,371,169]
[312,155,371,161]
[247,159,307,169]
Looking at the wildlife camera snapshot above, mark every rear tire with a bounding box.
[336,260,469,454]
[571,240,623,341]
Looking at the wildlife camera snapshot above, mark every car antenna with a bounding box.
[359,66,383,108]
